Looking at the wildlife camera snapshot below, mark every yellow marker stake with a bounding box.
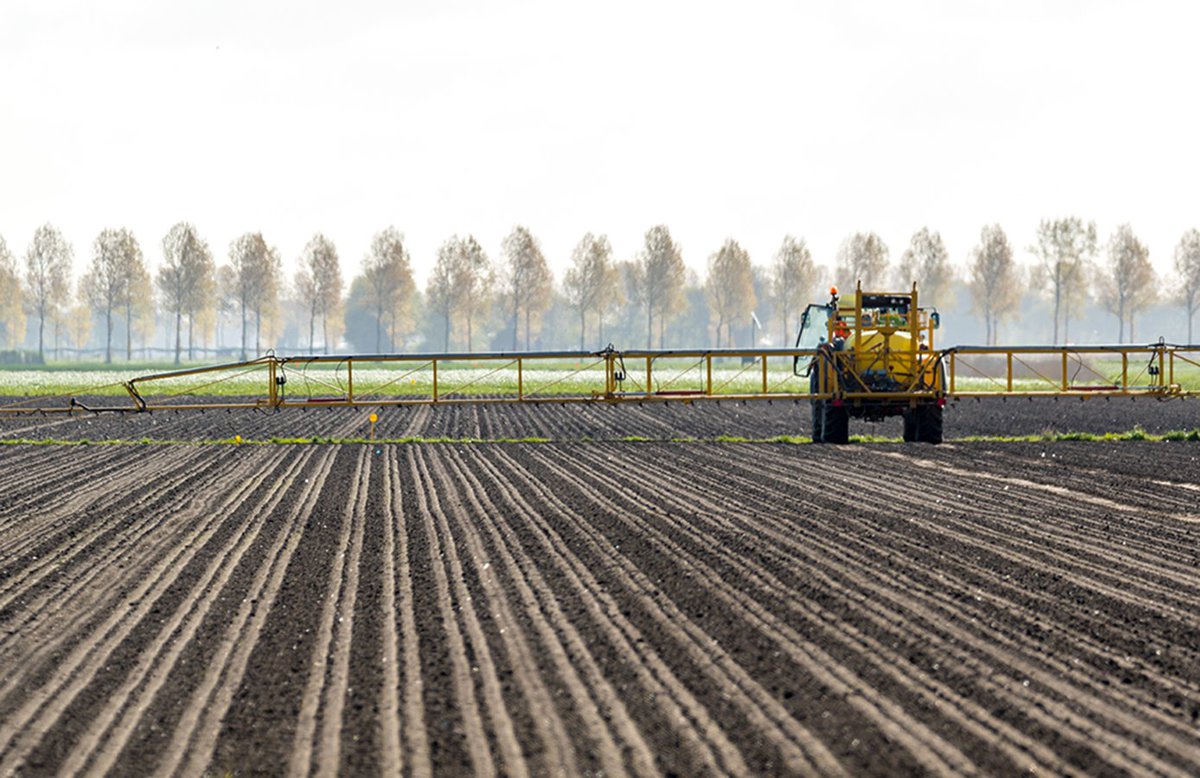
[234,434,242,445]
[369,412,378,441]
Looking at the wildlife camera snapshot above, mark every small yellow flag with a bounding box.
[234,434,242,444]
[369,413,378,423]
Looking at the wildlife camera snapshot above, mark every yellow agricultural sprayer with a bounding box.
[2,281,1198,444]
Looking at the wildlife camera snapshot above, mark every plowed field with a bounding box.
[2,441,1199,775]
[2,395,1198,441]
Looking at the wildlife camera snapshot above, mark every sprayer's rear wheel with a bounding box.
[821,403,850,444]
[904,404,943,444]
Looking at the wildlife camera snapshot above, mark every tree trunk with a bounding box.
[443,314,450,351]
[37,302,45,362]
[255,309,262,356]
[466,312,473,352]
[525,308,531,350]
[240,299,248,361]
[105,305,113,364]
[1118,297,1125,343]
[323,313,330,355]
[513,298,520,351]
[1052,272,1061,344]
[647,307,653,349]
[188,315,194,361]
[715,315,723,349]
[174,309,182,365]
[579,308,586,351]
[125,300,133,361]
[375,305,383,352]
[308,307,316,354]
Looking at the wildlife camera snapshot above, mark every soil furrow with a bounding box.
[286,447,366,777]
[638,444,1200,772]
[411,445,530,778]
[384,446,433,775]
[538,445,976,775]
[404,446,498,777]
[0,449,307,773]
[50,449,320,776]
[159,448,338,777]
[481,446,750,777]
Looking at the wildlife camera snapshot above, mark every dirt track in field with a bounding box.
[1,441,1199,775]
[1,395,1198,442]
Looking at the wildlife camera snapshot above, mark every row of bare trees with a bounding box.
[2,220,1200,361]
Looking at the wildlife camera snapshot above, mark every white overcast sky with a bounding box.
[2,0,1198,284]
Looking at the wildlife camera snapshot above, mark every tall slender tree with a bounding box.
[835,232,889,288]
[301,234,343,354]
[969,224,1021,346]
[706,239,755,348]
[455,235,491,352]
[24,224,72,361]
[427,240,458,351]
[1175,229,1200,343]
[227,233,281,358]
[1031,217,1097,344]
[633,225,686,348]
[563,233,619,349]
[362,227,416,351]
[896,227,952,301]
[119,234,148,361]
[159,222,214,365]
[0,236,25,349]
[770,235,817,343]
[1098,224,1155,342]
[501,226,553,349]
[82,228,140,363]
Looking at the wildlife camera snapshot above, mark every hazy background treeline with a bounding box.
[1,219,1199,365]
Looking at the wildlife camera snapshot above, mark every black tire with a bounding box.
[822,402,850,444]
[913,403,943,444]
[809,368,824,443]
[902,409,917,442]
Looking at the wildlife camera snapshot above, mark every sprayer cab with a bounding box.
[794,282,946,444]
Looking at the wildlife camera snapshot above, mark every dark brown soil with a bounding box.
[1,441,1198,775]
[1,395,1197,441]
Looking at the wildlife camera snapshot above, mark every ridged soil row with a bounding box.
[852,449,1200,624]
[0,448,324,775]
[407,445,531,777]
[463,444,746,776]
[459,444,839,777]
[0,448,263,667]
[103,448,337,777]
[647,443,1200,774]
[379,445,432,775]
[0,445,152,543]
[686,445,1200,756]
[567,443,1077,775]
[0,446,221,614]
[525,444,984,776]
[433,445,641,776]
[891,448,1200,555]
[196,447,359,775]
[284,446,369,778]
[934,444,1200,519]
[851,451,1200,609]
[983,442,1200,483]
[423,446,583,774]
